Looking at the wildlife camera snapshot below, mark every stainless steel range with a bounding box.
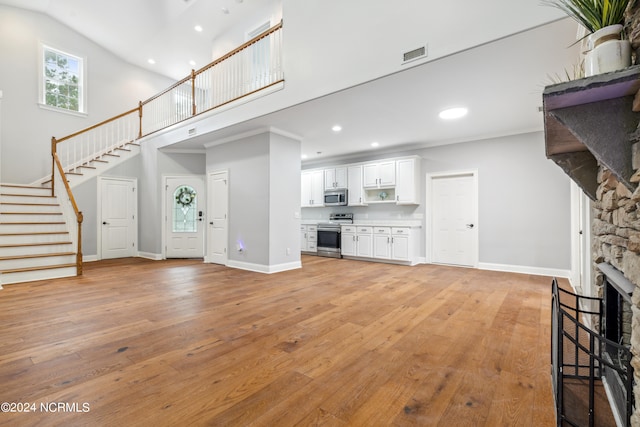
[316,213,353,258]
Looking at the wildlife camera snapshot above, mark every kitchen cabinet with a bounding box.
[363,161,395,188]
[390,227,411,261]
[324,167,347,189]
[301,170,324,207]
[342,225,416,264]
[301,225,317,253]
[347,165,366,206]
[341,225,373,257]
[373,227,392,259]
[395,157,420,205]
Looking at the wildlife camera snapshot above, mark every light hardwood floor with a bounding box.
[0,256,557,426]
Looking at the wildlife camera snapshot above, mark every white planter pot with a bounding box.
[584,24,631,77]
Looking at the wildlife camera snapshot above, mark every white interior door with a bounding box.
[207,170,228,265]
[166,176,205,258]
[99,177,137,260]
[429,172,478,267]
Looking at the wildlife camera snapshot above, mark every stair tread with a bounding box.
[1,193,55,198]
[103,153,121,157]
[0,251,75,261]
[1,202,60,206]
[0,222,66,225]
[1,184,51,190]
[0,231,69,236]
[0,241,72,248]
[0,221,66,225]
[1,212,63,215]
[1,263,77,274]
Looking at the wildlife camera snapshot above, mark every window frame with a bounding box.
[38,42,87,116]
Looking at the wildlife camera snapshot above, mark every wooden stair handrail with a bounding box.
[55,106,141,144]
[52,151,83,275]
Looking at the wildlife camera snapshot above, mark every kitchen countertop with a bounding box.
[301,219,422,228]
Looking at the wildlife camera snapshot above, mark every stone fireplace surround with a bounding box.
[543,64,640,425]
[594,166,640,425]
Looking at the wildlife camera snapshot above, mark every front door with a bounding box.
[99,177,137,259]
[165,176,205,258]
[429,172,478,267]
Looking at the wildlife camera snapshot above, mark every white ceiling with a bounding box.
[0,0,281,79]
[0,0,580,162]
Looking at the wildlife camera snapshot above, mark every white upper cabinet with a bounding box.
[302,156,420,207]
[301,170,324,207]
[395,157,420,205]
[324,167,347,189]
[347,165,366,206]
[363,161,395,188]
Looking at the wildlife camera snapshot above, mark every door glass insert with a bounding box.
[173,185,197,232]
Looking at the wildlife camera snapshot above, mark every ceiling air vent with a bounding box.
[402,44,428,65]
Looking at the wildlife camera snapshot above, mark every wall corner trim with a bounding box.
[226,260,302,274]
[137,252,163,261]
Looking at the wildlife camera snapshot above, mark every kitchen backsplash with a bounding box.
[301,204,423,222]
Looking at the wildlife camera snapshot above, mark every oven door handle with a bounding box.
[317,227,341,232]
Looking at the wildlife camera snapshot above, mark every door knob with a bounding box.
[102,221,109,225]
[209,222,214,225]
[466,224,474,229]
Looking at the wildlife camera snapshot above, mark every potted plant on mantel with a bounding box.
[542,0,632,76]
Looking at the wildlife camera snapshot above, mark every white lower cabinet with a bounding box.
[301,225,317,253]
[373,227,392,259]
[342,225,416,264]
[390,228,410,261]
[341,226,373,257]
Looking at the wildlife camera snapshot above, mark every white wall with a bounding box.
[207,133,271,266]
[206,131,301,271]
[302,132,572,272]
[0,5,172,183]
[269,133,301,265]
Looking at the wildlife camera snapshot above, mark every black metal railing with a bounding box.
[551,278,633,426]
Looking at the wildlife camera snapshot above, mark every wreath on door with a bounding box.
[175,187,196,208]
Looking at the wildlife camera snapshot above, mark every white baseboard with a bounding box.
[226,260,302,274]
[83,255,98,262]
[477,262,571,279]
[137,252,163,261]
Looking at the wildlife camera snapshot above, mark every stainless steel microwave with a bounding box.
[324,189,348,206]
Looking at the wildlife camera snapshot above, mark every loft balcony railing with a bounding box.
[47,21,284,276]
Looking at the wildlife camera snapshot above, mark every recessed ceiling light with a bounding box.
[194,25,203,32]
[189,60,196,66]
[147,58,156,65]
[301,154,308,159]
[331,125,342,132]
[439,107,468,120]
[371,142,379,147]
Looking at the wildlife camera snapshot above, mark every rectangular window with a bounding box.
[40,45,85,113]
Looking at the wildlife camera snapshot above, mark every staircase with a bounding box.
[0,184,77,286]
[0,141,141,287]
[40,141,141,188]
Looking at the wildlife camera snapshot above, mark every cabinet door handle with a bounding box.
[387,237,390,243]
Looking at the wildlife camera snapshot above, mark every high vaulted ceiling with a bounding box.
[0,0,281,80]
[0,0,580,162]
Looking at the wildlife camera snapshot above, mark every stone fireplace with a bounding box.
[543,67,640,425]
[594,166,640,425]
